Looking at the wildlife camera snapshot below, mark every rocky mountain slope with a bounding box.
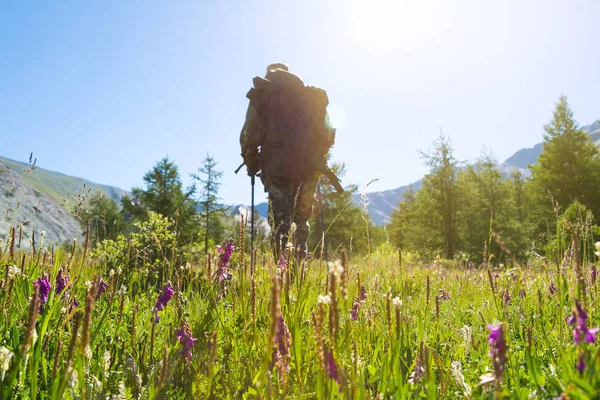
[0,156,128,247]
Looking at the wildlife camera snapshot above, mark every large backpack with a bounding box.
[246,70,335,185]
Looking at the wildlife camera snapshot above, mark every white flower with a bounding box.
[285,241,294,250]
[0,347,14,376]
[289,222,297,236]
[41,230,46,237]
[6,265,21,278]
[85,281,93,291]
[109,269,115,277]
[392,297,402,309]
[68,368,78,388]
[103,350,111,371]
[84,345,92,359]
[595,241,600,257]
[317,294,331,305]
[117,267,122,275]
[451,361,471,397]
[327,260,344,278]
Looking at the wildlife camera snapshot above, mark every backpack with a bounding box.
[246,70,335,185]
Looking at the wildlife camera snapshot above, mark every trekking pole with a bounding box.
[250,174,255,253]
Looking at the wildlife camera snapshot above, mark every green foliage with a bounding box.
[121,157,200,245]
[390,96,599,262]
[79,190,123,244]
[529,95,600,235]
[92,211,176,285]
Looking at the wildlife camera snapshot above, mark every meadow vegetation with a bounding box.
[0,96,599,399]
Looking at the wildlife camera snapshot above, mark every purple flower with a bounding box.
[96,279,109,300]
[487,324,507,380]
[351,300,360,321]
[519,288,526,298]
[55,270,69,295]
[549,282,557,295]
[438,289,451,301]
[215,238,235,282]
[576,353,586,373]
[359,285,367,302]
[34,276,52,313]
[350,285,367,321]
[153,283,174,323]
[501,289,511,306]
[591,264,597,282]
[176,321,197,364]
[569,301,599,344]
[325,347,340,384]
[69,296,79,312]
[271,314,292,375]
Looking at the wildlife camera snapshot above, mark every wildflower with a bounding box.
[487,324,508,381]
[350,285,367,321]
[591,264,597,283]
[271,314,292,375]
[6,265,20,278]
[324,346,340,384]
[176,321,197,364]
[568,301,599,344]
[84,280,92,291]
[216,238,235,282]
[549,282,557,295]
[351,300,360,321]
[595,241,600,257]
[359,285,367,302]
[153,283,174,323]
[519,288,526,298]
[392,296,402,309]
[0,347,14,381]
[500,289,511,306]
[34,276,51,313]
[451,361,471,397]
[102,350,111,371]
[96,279,108,300]
[317,294,331,305]
[327,260,344,279]
[576,353,586,373]
[277,256,288,269]
[55,270,69,295]
[438,289,451,301]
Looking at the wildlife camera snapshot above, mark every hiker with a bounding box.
[239,63,342,259]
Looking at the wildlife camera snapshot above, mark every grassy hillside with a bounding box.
[0,156,128,206]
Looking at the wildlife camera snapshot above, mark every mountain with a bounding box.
[355,120,600,226]
[0,156,128,246]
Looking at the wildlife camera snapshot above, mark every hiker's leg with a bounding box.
[294,179,318,259]
[267,181,294,260]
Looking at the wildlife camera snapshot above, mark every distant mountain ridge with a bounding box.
[353,120,600,226]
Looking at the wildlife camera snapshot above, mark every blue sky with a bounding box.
[1,0,599,205]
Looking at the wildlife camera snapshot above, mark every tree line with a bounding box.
[389,95,600,263]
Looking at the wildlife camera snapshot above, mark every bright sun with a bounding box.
[345,0,455,57]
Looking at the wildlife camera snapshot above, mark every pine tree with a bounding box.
[419,133,461,258]
[121,157,199,245]
[529,95,600,233]
[191,154,225,254]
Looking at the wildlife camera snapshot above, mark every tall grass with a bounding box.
[0,216,599,399]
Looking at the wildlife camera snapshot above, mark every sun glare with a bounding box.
[345,0,456,57]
